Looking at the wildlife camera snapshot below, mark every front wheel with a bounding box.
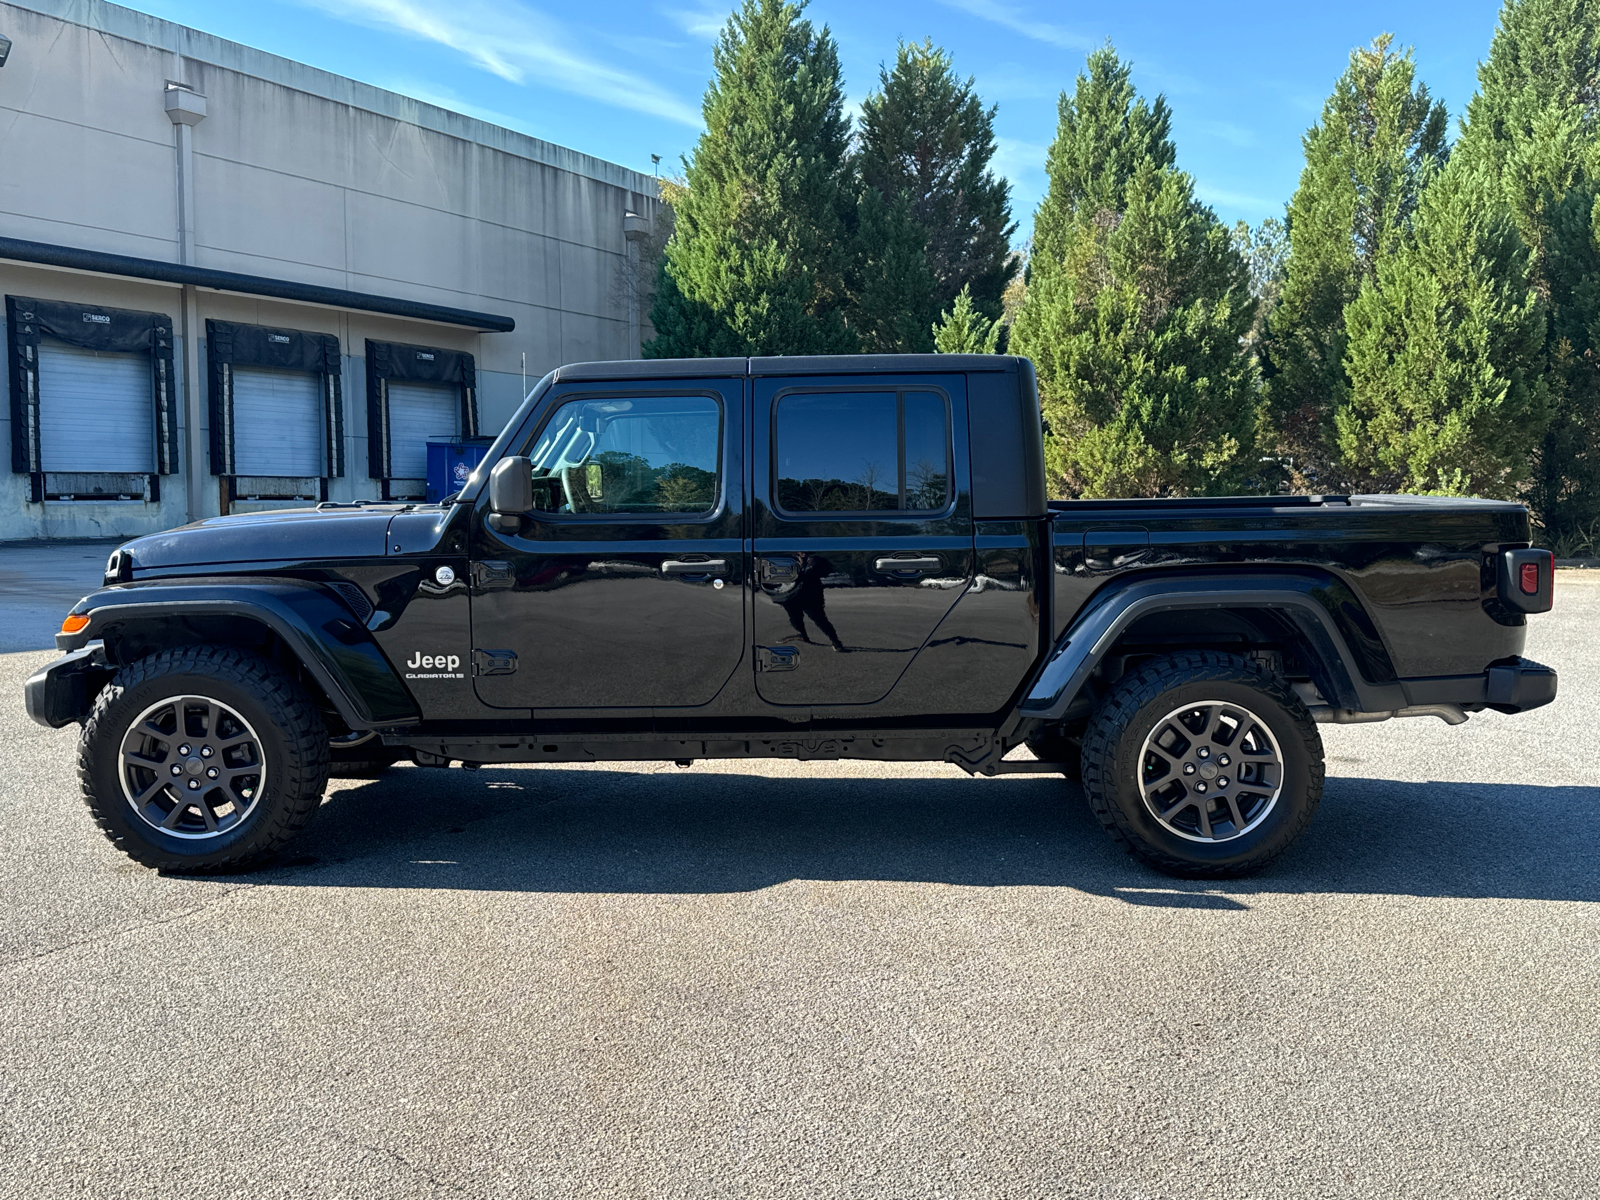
[78,645,330,871]
[1081,652,1324,878]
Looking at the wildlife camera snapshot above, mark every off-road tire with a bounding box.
[79,645,330,871]
[1081,651,1323,878]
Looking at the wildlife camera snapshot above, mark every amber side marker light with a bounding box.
[61,614,89,634]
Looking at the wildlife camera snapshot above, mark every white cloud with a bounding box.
[661,4,728,40]
[302,0,704,127]
[936,0,1093,52]
[1194,182,1278,218]
[1197,120,1258,149]
[991,135,1049,183]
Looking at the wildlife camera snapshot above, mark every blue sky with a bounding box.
[126,0,1507,241]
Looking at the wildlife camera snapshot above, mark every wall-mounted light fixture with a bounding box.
[0,34,14,68]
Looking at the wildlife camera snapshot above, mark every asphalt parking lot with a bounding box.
[0,554,1595,1199]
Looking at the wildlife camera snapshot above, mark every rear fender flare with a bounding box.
[57,579,419,730]
[1021,571,1405,721]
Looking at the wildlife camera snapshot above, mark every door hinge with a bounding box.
[758,646,799,672]
[473,648,518,676]
[473,560,515,590]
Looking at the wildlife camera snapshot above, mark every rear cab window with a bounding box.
[773,390,952,516]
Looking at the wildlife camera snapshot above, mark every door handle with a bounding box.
[663,558,729,577]
[874,555,943,575]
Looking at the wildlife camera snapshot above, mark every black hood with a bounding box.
[122,507,399,572]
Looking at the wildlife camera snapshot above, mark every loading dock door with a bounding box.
[36,340,153,473]
[231,365,323,477]
[386,381,460,480]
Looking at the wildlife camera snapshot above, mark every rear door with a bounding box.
[751,373,974,706]
[471,378,746,711]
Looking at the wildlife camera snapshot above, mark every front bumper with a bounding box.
[24,645,114,729]
[1402,656,1558,715]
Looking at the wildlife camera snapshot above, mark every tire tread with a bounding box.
[77,644,330,872]
[1080,651,1324,878]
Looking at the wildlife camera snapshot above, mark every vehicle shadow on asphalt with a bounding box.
[236,766,1600,907]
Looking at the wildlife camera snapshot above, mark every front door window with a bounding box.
[529,396,721,515]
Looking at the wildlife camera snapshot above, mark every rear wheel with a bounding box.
[1081,652,1323,878]
[78,645,330,871]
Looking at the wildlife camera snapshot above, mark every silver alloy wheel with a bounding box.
[1138,700,1284,843]
[118,694,267,840]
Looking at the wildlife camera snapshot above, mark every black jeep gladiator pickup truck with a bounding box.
[26,354,1558,877]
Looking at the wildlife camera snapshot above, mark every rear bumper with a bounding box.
[23,645,113,729]
[1402,656,1558,715]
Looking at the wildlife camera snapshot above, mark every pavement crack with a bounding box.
[355,1142,483,1198]
[0,883,255,971]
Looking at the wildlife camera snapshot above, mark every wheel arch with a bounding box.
[57,581,419,731]
[1021,570,1406,723]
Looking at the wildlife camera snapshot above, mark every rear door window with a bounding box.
[527,395,722,515]
[774,390,950,515]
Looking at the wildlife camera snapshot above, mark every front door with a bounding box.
[471,379,745,710]
[752,374,974,706]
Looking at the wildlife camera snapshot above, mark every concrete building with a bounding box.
[0,0,661,540]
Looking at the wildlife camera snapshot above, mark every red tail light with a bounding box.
[1498,548,1554,613]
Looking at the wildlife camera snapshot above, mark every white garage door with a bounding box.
[37,340,153,473]
[388,381,459,479]
[233,366,322,477]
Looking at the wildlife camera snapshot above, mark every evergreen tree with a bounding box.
[1265,35,1448,491]
[1010,47,1258,498]
[646,0,856,357]
[1456,0,1600,544]
[858,39,1018,322]
[1232,216,1288,363]
[1340,160,1548,496]
[931,285,1001,353]
[849,185,937,353]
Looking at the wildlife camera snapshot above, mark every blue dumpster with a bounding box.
[426,438,494,503]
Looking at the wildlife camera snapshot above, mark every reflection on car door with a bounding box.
[471,381,746,710]
[751,375,975,706]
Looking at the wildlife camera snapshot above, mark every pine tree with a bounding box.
[1265,35,1448,491]
[1340,159,1548,496]
[1232,216,1288,363]
[931,285,1001,353]
[1009,47,1258,498]
[849,185,937,353]
[858,39,1017,323]
[1455,0,1600,545]
[646,0,856,357]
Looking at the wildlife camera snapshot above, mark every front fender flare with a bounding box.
[56,578,419,730]
[1021,571,1406,721]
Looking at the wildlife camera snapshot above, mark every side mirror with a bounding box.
[487,456,532,533]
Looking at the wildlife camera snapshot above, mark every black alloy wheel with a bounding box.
[1081,651,1324,878]
[79,645,330,871]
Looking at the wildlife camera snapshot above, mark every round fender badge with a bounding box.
[713,579,725,590]
[435,565,456,586]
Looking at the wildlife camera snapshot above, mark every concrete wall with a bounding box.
[0,0,660,540]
